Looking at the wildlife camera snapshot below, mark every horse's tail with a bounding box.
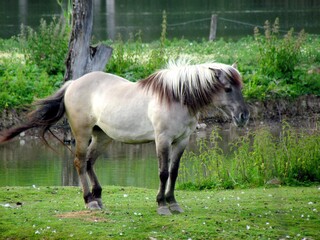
[0,81,73,144]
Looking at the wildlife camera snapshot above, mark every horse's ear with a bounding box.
[231,62,238,69]
[209,67,230,87]
[209,67,222,80]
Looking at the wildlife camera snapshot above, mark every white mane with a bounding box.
[138,59,242,113]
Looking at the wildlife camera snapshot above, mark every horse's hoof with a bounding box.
[95,198,104,209]
[86,201,101,210]
[157,206,172,216]
[169,202,184,214]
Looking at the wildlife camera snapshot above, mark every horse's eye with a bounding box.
[225,87,232,93]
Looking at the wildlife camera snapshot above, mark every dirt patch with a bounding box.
[56,210,111,223]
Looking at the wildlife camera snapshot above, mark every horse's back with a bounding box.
[64,71,155,142]
[65,71,133,101]
[69,71,130,89]
[63,71,197,144]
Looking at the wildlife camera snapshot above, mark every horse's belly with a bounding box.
[96,107,155,143]
[98,122,155,143]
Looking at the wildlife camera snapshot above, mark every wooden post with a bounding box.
[209,14,217,41]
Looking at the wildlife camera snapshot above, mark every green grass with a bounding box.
[0,186,319,239]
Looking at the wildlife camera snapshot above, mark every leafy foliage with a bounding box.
[179,124,320,190]
[0,18,67,109]
[0,16,320,110]
[0,56,63,109]
[255,18,305,81]
[18,17,69,75]
[245,18,320,99]
[106,11,169,81]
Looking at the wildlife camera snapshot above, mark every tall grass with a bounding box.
[18,17,69,75]
[247,18,310,99]
[254,18,306,81]
[178,124,320,190]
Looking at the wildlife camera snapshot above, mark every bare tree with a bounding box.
[64,0,113,81]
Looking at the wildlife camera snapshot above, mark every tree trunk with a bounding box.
[62,0,113,143]
[64,0,113,81]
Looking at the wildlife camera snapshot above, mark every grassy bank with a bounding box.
[0,18,319,110]
[0,186,319,239]
[179,124,320,190]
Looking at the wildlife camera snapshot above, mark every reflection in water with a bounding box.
[0,120,317,188]
[0,136,161,189]
[0,0,319,41]
[0,125,237,189]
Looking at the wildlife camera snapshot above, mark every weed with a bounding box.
[18,17,69,75]
[254,18,306,81]
[251,18,308,99]
[179,124,320,190]
[0,57,62,109]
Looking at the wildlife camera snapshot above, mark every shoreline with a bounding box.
[1,95,319,132]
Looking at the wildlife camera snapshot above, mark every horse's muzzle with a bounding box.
[233,110,250,127]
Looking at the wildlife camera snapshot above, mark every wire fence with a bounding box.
[167,15,318,36]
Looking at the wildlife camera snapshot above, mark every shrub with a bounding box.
[106,12,169,81]
[254,18,306,81]
[178,124,320,190]
[0,56,63,109]
[18,17,69,75]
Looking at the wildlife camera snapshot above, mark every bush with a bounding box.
[18,17,69,75]
[106,11,169,81]
[254,18,306,81]
[178,124,320,190]
[245,18,309,99]
[0,56,63,109]
[1,16,319,110]
[0,17,67,110]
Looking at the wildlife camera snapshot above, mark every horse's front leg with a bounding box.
[156,137,171,215]
[165,138,188,214]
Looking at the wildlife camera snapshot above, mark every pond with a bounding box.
[0,123,249,189]
[1,119,317,189]
[0,0,319,41]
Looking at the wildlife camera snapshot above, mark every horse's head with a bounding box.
[210,63,249,127]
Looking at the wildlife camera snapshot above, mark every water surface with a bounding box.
[0,120,318,188]
[1,0,319,41]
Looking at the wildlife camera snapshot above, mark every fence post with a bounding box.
[209,14,217,41]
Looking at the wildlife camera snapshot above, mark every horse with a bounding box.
[0,60,249,215]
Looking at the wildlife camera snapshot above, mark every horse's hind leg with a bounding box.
[72,129,100,209]
[86,126,112,208]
